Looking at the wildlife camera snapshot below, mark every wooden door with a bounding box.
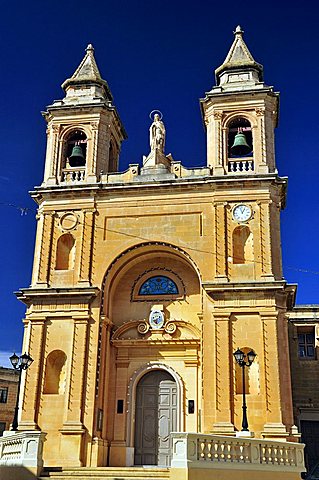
[134,371,177,466]
[301,420,319,472]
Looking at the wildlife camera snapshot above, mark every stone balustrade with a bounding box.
[0,430,46,475]
[171,433,305,475]
[61,167,86,183]
[228,158,254,173]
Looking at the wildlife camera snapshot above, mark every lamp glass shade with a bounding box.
[247,350,256,364]
[233,348,244,364]
[20,353,33,370]
[9,353,19,369]
[26,355,34,368]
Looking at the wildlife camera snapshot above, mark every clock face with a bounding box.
[232,204,252,222]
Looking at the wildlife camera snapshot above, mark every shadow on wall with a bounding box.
[0,466,37,480]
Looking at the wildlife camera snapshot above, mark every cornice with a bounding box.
[16,286,100,305]
[30,174,288,204]
[202,280,296,292]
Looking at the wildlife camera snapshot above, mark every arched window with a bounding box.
[138,276,178,295]
[43,350,67,395]
[233,226,253,264]
[65,130,87,168]
[228,117,253,159]
[55,233,75,270]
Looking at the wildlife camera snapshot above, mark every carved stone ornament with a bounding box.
[60,212,78,231]
[255,108,265,116]
[213,111,223,120]
[149,309,165,329]
[164,322,177,334]
[137,321,150,334]
[52,124,60,133]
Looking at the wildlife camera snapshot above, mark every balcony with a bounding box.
[61,167,85,183]
[228,157,254,173]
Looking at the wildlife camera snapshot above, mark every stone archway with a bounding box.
[134,370,177,466]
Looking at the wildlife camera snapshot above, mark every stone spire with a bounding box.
[61,44,113,102]
[215,26,264,89]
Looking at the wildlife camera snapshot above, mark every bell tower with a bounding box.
[200,27,297,441]
[201,25,277,177]
[42,44,126,186]
[200,26,283,284]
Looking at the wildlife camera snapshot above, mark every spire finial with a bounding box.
[234,25,244,36]
[86,44,94,53]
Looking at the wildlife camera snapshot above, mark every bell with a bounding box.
[69,144,85,167]
[231,131,251,156]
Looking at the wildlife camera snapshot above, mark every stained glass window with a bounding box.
[138,276,178,295]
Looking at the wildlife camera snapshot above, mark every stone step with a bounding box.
[39,466,171,480]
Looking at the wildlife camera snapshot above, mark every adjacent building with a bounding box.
[0,367,19,435]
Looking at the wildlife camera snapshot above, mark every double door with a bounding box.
[134,370,177,466]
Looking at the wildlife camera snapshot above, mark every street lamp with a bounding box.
[9,352,34,431]
[233,347,256,432]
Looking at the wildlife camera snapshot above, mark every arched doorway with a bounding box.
[134,370,177,466]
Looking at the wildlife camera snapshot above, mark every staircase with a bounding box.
[39,467,171,480]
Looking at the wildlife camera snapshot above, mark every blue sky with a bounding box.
[0,0,318,358]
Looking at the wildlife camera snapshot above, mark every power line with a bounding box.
[1,201,319,277]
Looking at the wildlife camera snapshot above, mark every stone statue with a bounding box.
[150,113,165,153]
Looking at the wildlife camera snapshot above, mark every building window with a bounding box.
[0,422,6,436]
[0,388,8,403]
[138,276,178,295]
[298,330,315,359]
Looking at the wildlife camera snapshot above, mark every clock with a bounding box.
[149,310,165,329]
[232,204,252,222]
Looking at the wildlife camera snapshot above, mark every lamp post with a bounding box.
[233,348,256,432]
[9,352,33,431]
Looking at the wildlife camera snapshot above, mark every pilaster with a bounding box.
[214,203,228,282]
[79,210,95,286]
[258,201,274,280]
[19,318,46,430]
[211,313,235,434]
[61,317,89,433]
[213,112,225,175]
[261,313,288,439]
[36,212,55,286]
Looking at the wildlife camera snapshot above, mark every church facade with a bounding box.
[17,27,302,470]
